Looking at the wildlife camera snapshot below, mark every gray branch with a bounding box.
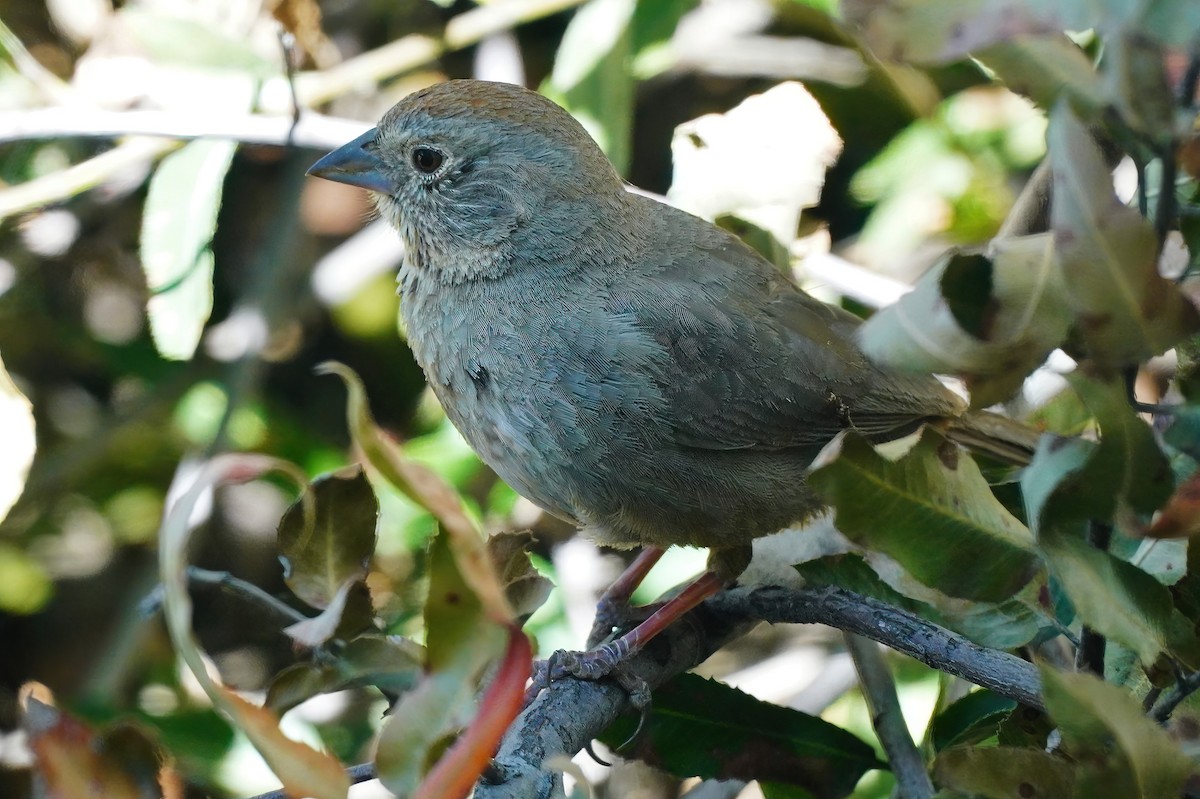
[844,633,934,799]
[478,584,1043,799]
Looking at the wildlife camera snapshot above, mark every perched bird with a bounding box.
[308,80,1028,691]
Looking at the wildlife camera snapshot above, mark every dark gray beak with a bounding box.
[307,128,395,194]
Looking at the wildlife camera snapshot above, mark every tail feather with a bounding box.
[942,411,1041,467]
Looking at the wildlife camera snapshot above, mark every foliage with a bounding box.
[2,0,1200,798]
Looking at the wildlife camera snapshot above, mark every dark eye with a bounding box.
[412,147,443,174]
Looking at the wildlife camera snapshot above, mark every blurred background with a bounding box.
[0,0,1052,796]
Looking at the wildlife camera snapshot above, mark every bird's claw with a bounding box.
[524,642,652,711]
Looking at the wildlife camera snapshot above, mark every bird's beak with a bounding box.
[307,128,396,194]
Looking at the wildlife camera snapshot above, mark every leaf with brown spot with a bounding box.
[809,428,1038,602]
[1049,103,1200,368]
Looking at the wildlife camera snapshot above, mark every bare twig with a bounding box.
[844,633,934,799]
[247,762,377,799]
[0,108,371,149]
[185,567,309,627]
[1151,671,1200,723]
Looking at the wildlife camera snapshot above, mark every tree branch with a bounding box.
[844,633,934,799]
[477,584,1043,799]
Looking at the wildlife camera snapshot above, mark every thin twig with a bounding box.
[844,633,934,799]
[246,762,377,799]
[1151,671,1200,723]
[0,108,371,149]
[185,567,310,627]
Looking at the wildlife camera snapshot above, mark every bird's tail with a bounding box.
[942,411,1042,467]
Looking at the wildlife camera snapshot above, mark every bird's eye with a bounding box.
[411,147,444,174]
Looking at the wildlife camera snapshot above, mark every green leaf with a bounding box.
[858,235,1070,407]
[374,528,505,796]
[1041,666,1194,799]
[600,673,882,798]
[1021,375,1173,533]
[118,8,275,74]
[931,691,1017,751]
[808,429,1038,602]
[630,0,696,77]
[1039,531,1200,667]
[0,542,52,614]
[542,0,636,174]
[277,465,378,611]
[1048,102,1199,368]
[933,745,1074,798]
[1103,33,1175,145]
[265,634,423,715]
[140,139,237,360]
[975,36,1106,112]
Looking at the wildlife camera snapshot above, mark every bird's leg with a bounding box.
[587,547,666,648]
[553,546,751,707]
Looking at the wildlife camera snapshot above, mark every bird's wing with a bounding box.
[610,207,961,453]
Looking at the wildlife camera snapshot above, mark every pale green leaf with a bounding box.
[543,0,636,174]
[374,528,505,796]
[140,139,237,360]
[808,429,1038,601]
[669,82,841,254]
[1049,102,1199,368]
[858,234,1069,407]
[1040,532,1200,667]
[933,745,1074,798]
[1041,666,1194,799]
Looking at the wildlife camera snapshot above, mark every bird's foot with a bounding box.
[524,642,652,709]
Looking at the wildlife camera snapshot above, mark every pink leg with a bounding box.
[588,547,666,646]
[557,568,727,705]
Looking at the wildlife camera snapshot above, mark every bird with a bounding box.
[307,79,1032,696]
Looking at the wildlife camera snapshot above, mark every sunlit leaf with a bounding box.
[157,455,349,799]
[669,81,841,255]
[933,745,1074,798]
[858,234,1069,407]
[319,361,514,622]
[1049,103,1199,368]
[1041,666,1194,798]
[808,429,1038,601]
[0,351,35,524]
[117,8,276,73]
[278,464,378,610]
[975,36,1106,111]
[140,139,237,361]
[542,0,636,174]
[375,528,508,797]
[601,674,882,797]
